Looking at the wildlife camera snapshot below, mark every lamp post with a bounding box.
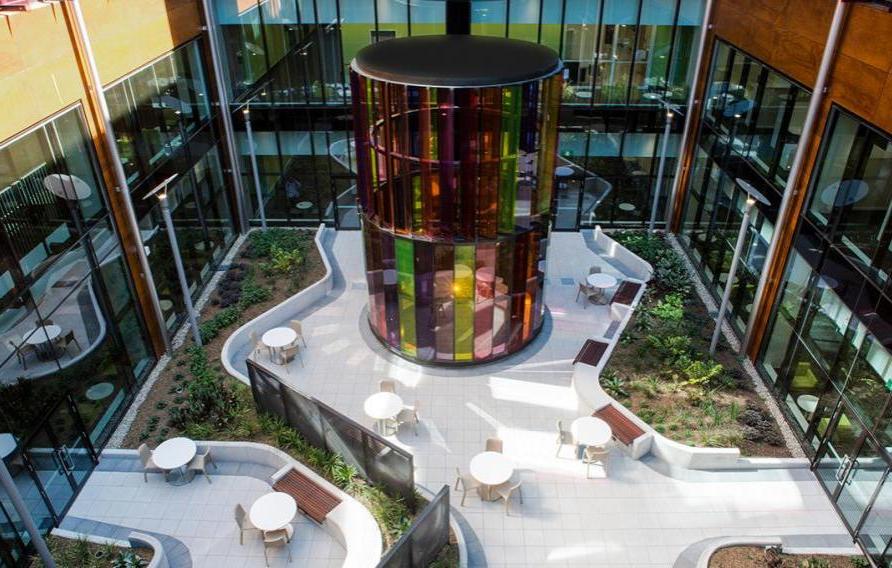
[643,92,682,234]
[709,178,769,357]
[145,175,203,347]
[242,104,268,231]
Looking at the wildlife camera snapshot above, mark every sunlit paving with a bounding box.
[2,0,890,566]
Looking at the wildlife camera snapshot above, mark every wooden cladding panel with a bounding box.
[0,5,85,139]
[81,0,202,85]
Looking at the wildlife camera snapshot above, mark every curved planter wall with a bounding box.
[221,224,333,384]
[575,228,754,470]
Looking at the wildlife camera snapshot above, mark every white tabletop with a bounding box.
[586,273,618,289]
[24,325,62,345]
[296,201,314,210]
[86,382,115,401]
[618,202,636,212]
[469,452,514,486]
[43,174,92,201]
[0,434,16,459]
[571,417,612,447]
[820,179,869,207]
[363,392,404,420]
[250,492,297,532]
[797,394,819,414]
[555,166,574,177]
[153,437,197,470]
[159,300,174,311]
[262,327,298,349]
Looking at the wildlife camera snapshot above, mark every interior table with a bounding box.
[469,451,514,501]
[153,437,197,485]
[797,394,819,416]
[364,392,403,435]
[555,165,574,177]
[250,492,297,533]
[24,325,62,360]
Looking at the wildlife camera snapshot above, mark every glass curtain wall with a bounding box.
[106,39,237,332]
[212,0,705,230]
[678,40,811,334]
[757,108,892,565]
[0,107,155,557]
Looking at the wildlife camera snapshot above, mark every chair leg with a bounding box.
[240,529,244,546]
[264,546,270,567]
[460,488,467,507]
[143,470,148,483]
[203,469,211,484]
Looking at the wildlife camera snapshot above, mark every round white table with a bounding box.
[555,166,574,177]
[618,202,636,212]
[43,174,92,201]
[797,394,819,415]
[469,451,514,501]
[24,325,62,346]
[86,382,115,401]
[571,417,612,448]
[159,299,174,312]
[153,437,197,485]
[819,179,869,207]
[364,392,403,435]
[262,327,298,356]
[296,201,314,210]
[250,492,297,532]
[586,273,617,289]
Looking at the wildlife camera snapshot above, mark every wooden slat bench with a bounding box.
[273,468,342,524]
[594,404,646,446]
[573,339,609,367]
[611,281,641,306]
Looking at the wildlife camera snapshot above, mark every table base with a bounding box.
[375,419,397,436]
[477,485,500,502]
[166,466,196,486]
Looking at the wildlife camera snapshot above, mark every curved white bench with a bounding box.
[128,532,169,568]
[221,225,334,385]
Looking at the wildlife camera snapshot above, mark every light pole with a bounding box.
[643,92,682,234]
[709,178,769,357]
[0,459,55,567]
[242,104,268,231]
[145,175,203,347]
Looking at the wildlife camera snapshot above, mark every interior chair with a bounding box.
[288,320,307,347]
[583,446,610,479]
[379,380,396,393]
[493,480,523,515]
[137,443,166,483]
[234,504,259,545]
[485,437,503,453]
[186,446,217,483]
[61,330,81,356]
[396,400,420,435]
[263,525,294,566]
[454,467,481,507]
[35,318,53,327]
[589,266,602,275]
[9,340,37,370]
[555,419,575,458]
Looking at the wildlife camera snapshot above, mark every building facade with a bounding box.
[671,0,892,563]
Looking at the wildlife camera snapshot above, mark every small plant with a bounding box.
[112,550,147,568]
[173,373,184,382]
[600,370,628,399]
[155,401,167,410]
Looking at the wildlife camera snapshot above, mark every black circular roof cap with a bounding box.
[353,35,562,87]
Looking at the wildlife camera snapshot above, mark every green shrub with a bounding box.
[600,370,628,399]
[649,292,684,322]
[112,550,147,568]
[646,333,691,362]
[678,358,724,387]
[262,244,305,277]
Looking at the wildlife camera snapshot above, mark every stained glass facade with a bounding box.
[351,48,562,364]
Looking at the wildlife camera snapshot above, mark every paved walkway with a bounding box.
[234,231,853,567]
[66,465,345,568]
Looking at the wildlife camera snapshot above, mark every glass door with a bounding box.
[553,173,583,230]
[814,401,889,531]
[20,396,97,522]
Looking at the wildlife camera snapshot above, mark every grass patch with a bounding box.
[29,535,152,568]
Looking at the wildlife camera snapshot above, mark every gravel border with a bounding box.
[664,233,805,459]
[106,232,249,448]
